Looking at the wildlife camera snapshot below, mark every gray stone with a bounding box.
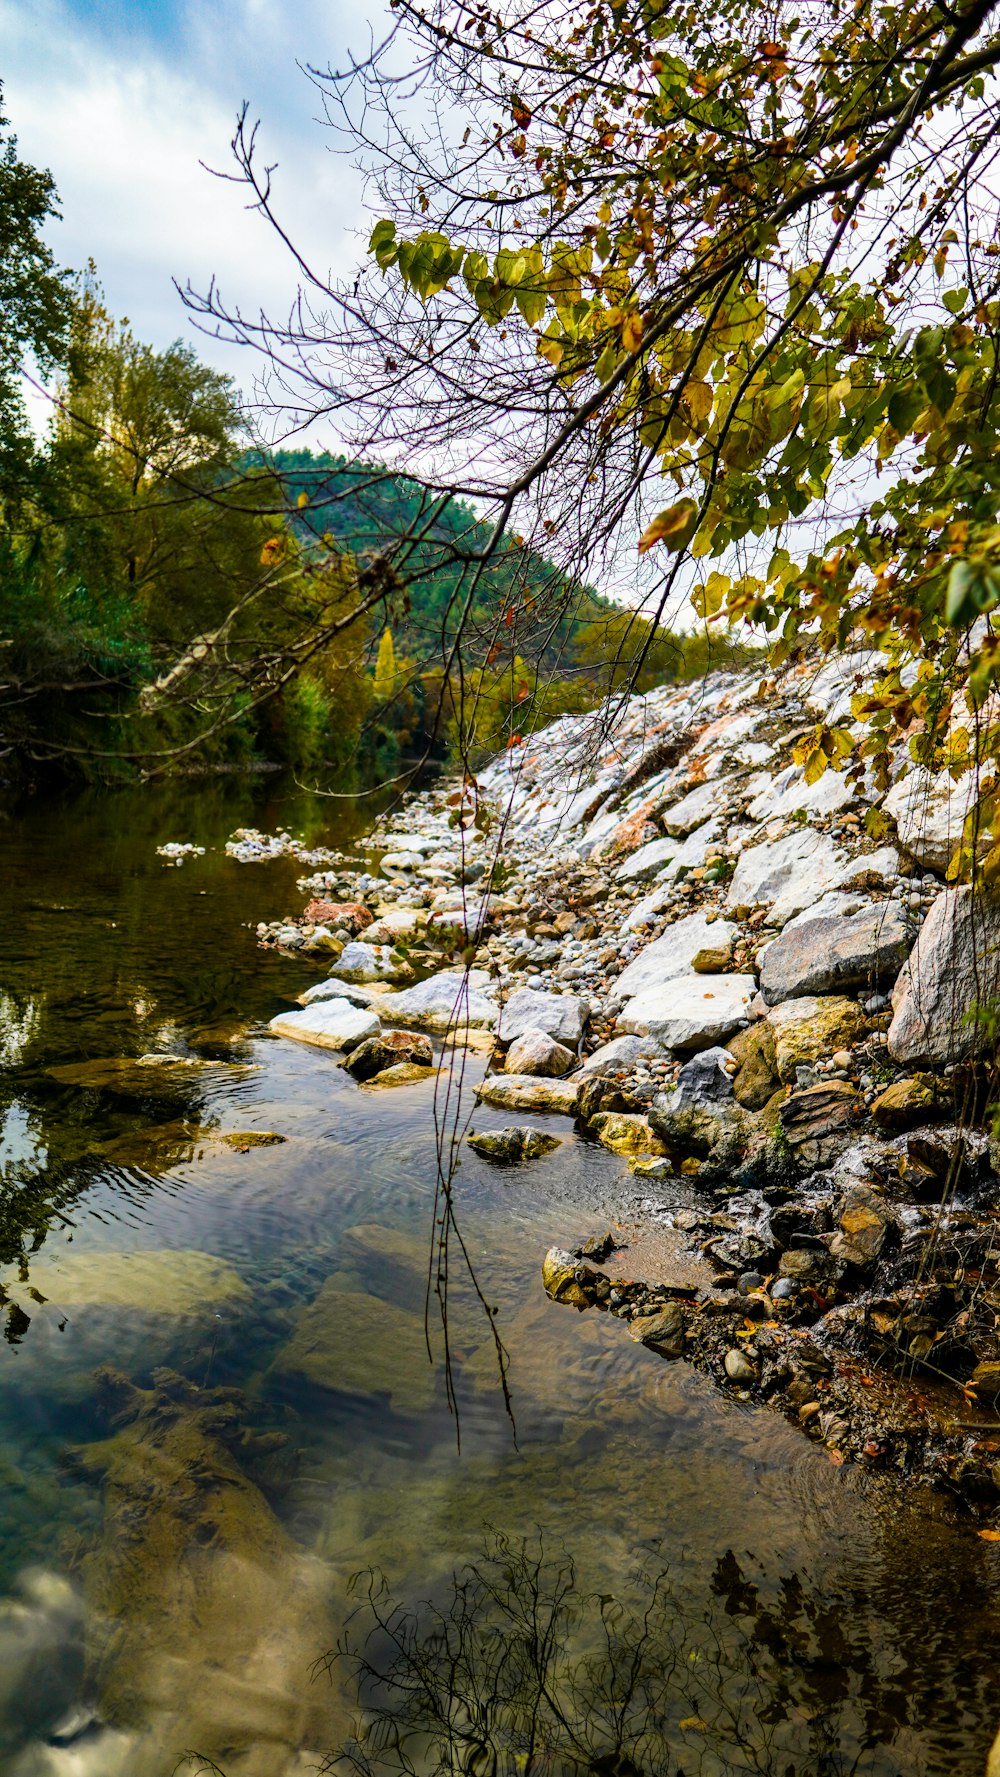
[759,899,912,1005]
[888,887,1000,1064]
[501,987,588,1046]
[269,1000,381,1052]
[617,974,756,1051]
[628,1303,686,1357]
[617,819,721,886]
[673,1046,737,1107]
[504,1028,574,1076]
[661,777,735,835]
[724,1348,756,1383]
[608,914,737,1011]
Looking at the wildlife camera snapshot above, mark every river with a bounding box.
[0,776,999,1776]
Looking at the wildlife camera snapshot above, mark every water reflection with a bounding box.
[331,1532,954,1777]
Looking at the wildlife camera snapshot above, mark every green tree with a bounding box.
[0,85,75,498]
[373,627,401,700]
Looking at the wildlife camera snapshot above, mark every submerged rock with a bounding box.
[12,1250,251,1316]
[273,1278,437,1412]
[361,1062,436,1087]
[269,999,381,1052]
[888,887,1000,1064]
[68,1367,336,1775]
[46,1055,257,1096]
[467,1126,561,1163]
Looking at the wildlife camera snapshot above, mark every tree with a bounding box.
[373,626,401,700]
[189,0,1000,859]
[0,83,75,497]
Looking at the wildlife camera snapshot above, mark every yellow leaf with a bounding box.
[638,498,698,555]
[622,311,645,354]
[980,843,1000,886]
[260,536,285,566]
[979,1528,1000,1541]
[679,1717,709,1732]
[803,746,828,786]
[683,379,713,424]
[296,491,309,508]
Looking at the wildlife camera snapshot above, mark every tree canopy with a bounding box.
[187,0,1000,847]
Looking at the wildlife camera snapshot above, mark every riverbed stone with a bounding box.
[627,1303,685,1357]
[273,1280,436,1413]
[302,899,373,935]
[766,995,866,1083]
[501,987,588,1046]
[362,1062,437,1087]
[726,1023,781,1110]
[541,1247,593,1309]
[344,1030,434,1080]
[607,914,737,1011]
[329,941,415,985]
[373,969,498,1032]
[759,900,912,1005]
[14,1250,252,1316]
[269,1000,381,1053]
[476,1074,580,1114]
[504,1028,574,1076]
[888,887,1000,1064]
[467,1126,561,1163]
[617,974,756,1051]
[46,1055,258,1096]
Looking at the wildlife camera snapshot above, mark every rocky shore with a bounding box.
[247,648,1000,1516]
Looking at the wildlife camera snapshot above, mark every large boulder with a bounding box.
[269,1000,381,1052]
[607,913,736,1011]
[504,1028,574,1076]
[372,969,498,1032]
[501,987,588,1046]
[888,887,1000,1064]
[884,768,976,871]
[273,1280,436,1412]
[726,828,847,925]
[588,1111,666,1155]
[766,995,866,1082]
[578,1034,663,1074]
[616,974,756,1051]
[759,900,912,1004]
[726,1022,781,1109]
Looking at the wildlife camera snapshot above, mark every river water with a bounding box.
[1,777,999,1776]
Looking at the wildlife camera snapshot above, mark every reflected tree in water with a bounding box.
[323,1533,917,1777]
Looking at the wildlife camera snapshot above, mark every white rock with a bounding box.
[608,913,737,1012]
[884,768,977,872]
[745,761,856,823]
[380,832,440,853]
[578,1035,664,1073]
[380,851,424,871]
[617,975,756,1051]
[726,828,847,926]
[269,1000,381,1052]
[329,941,413,984]
[661,777,735,836]
[837,846,901,891]
[504,1027,574,1076]
[373,970,498,1031]
[780,890,870,932]
[616,818,721,885]
[501,987,588,1046]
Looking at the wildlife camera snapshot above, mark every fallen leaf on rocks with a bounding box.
[978,1529,1000,1541]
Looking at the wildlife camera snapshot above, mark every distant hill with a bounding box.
[258,450,613,668]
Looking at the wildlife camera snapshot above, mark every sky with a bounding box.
[2,0,379,426]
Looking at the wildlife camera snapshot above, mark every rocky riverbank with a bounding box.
[246,649,1000,1517]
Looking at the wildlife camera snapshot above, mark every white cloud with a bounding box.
[2,0,372,415]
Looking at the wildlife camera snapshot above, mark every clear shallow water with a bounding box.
[1,779,1000,1775]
